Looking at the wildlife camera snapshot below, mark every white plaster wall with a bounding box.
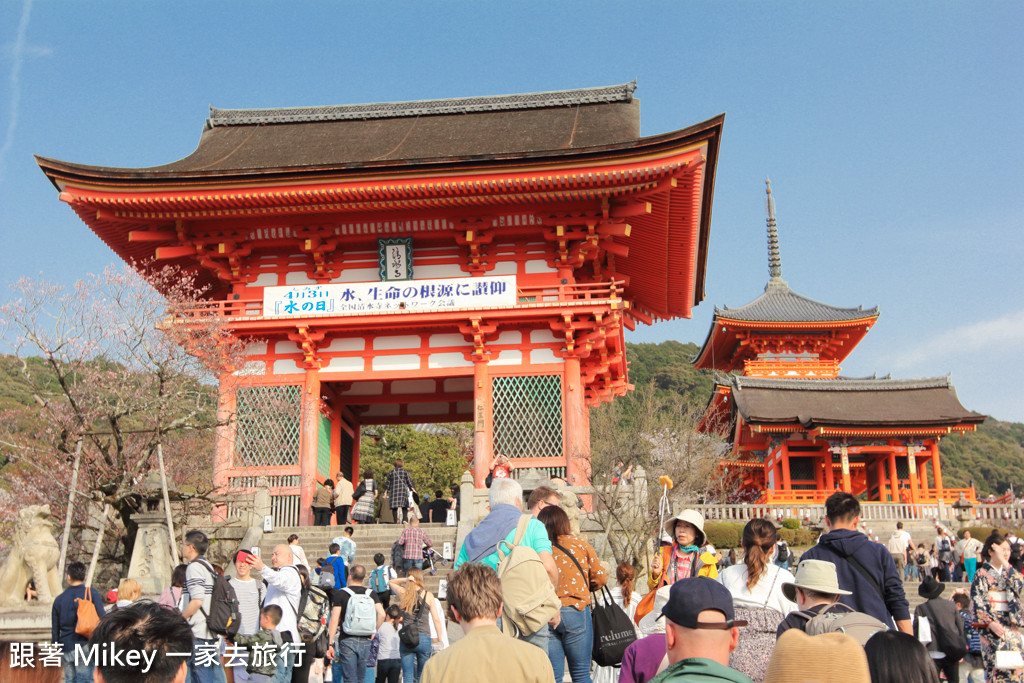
[323,338,365,352]
[456,401,473,414]
[333,268,379,283]
[413,264,466,279]
[232,361,266,376]
[490,350,524,366]
[253,273,278,287]
[245,341,268,355]
[429,352,474,369]
[428,334,467,348]
[323,356,365,372]
[372,355,421,371]
[285,272,317,285]
[495,331,522,345]
[374,335,421,350]
[529,330,560,344]
[525,259,555,274]
[275,340,302,355]
[490,261,517,276]
[273,359,302,374]
[530,348,562,365]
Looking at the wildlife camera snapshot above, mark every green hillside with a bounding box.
[622,341,1024,497]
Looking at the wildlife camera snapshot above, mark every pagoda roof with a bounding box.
[719,374,986,433]
[692,278,879,370]
[38,83,652,181]
[715,278,878,323]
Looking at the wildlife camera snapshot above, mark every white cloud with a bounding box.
[0,0,35,185]
[889,309,1024,370]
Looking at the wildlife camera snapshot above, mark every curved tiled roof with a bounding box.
[207,82,637,127]
[723,374,986,427]
[715,278,878,323]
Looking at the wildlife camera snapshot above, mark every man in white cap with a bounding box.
[776,559,852,636]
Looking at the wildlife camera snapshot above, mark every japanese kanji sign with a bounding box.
[378,237,413,281]
[263,276,517,317]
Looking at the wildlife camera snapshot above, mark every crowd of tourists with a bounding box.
[311,462,459,527]
[37,477,1024,683]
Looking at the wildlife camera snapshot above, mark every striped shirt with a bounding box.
[184,559,215,640]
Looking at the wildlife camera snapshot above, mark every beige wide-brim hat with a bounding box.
[662,509,707,547]
[764,629,870,683]
[781,559,853,602]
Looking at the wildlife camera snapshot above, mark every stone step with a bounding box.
[904,580,971,612]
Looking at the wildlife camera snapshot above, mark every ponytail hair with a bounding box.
[399,568,426,613]
[742,518,779,591]
[616,562,636,609]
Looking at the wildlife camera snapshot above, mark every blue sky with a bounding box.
[1,1,1021,421]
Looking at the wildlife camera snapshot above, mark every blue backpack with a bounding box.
[370,566,391,594]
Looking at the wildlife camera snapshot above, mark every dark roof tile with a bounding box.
[715,278,878,323]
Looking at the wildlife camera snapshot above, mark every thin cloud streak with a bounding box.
[889,309,1024,370]
[0,0,34,185]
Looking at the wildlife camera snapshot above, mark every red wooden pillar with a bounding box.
[840,443,852,492]
[564,356,591,485]
[908,446,921,504]
[473,359,493,488]
[824,449,836,490]
[780,442,792,491]
[930,440,945,499]
[876,457,888,502]
[330,401,343,479]
[351,422,361,482]
[299,367,321,526]
[920,458,931,497]
[887,450,899,503]
[815,455,825,489]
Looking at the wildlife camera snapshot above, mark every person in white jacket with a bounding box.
[247,545,302,683]
[717,519,797,615]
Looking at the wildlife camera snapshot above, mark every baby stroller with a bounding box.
[423,546,449,575]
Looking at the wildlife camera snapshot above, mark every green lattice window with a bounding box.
[234,385,300,468]
[493,375,563,459]
[318,414,332,479]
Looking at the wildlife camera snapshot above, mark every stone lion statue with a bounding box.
[0,505,63,606]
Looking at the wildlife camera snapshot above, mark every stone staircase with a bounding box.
[257,523,458,601]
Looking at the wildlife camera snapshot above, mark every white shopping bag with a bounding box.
[917,615,932,644]
[995,649,1024,670]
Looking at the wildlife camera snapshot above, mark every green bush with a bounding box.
[781,518,801,530]
[778,528,819,548]
[704,522,743,550]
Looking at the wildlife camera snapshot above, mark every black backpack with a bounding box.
[777,541,789,563]
[399,595,425,648]
[191,559,242,637]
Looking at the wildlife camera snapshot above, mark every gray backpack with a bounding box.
[801,603,888,646]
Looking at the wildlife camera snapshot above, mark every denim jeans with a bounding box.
[333,636,370,683]
[496,615,549,653]
[548,605,593,683]
[375,658,402,683]
[403,558,423,572]
[189,638,226,683]
[272,644,294,683]
[399,632,432,683]
[63,650,94,683]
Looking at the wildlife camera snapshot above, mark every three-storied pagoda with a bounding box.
[695,181,985,504]
[38,83,723,524]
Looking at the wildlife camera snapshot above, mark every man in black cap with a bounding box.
[649,576,753,683]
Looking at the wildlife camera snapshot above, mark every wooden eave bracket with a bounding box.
[288,325,328,369]
[458,317,498,361]
[300,235,342,282]
[454,220,495,276]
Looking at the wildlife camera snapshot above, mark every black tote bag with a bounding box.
[591,585,637,667]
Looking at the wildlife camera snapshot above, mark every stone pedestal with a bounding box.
[127,512,175,595]
[0,605,51,642]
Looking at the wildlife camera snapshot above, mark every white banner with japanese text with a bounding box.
[262,275,517,317]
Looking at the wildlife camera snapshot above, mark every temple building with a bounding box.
[695,181,985,504]
[38,83,723,525]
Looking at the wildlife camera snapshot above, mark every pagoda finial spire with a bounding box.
[766,177,783,281]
